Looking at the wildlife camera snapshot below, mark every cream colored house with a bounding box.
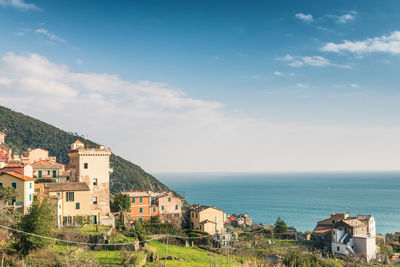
[190,204,226,235]
[21,148,56,165]
[158,192,183,222]
[31,160,65,179]
[0,172,34,213]
[43,182,94,226]
[68,140,114,226]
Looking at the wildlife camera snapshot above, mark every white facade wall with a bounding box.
[24,181,34,208]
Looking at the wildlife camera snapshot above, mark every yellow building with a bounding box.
[68,140,114,226]
[190,204,226,235]
[42,182,95,226]
[0,172,35,213]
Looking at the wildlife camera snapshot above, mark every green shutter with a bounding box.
[131,197,135,203]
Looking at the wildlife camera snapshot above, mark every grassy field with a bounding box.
[146,241,242,267]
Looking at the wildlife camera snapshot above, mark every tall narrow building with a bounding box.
[68,140,114,225]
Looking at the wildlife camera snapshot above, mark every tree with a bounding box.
[113,193,131,212]
[0,186,18,207]
[274,217,287,234]
[14,199,56,255]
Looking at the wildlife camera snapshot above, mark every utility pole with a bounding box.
[164,234,169,267]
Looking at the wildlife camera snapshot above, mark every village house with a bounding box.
[125,190,183,225]
[31,160,65,180]
[190,204,227,235]
[20,148,57,165]
[331,214,376,261]
[0,172,34,213]
[41,182,94,226]
[0,163,33,177]
[68,140,114,226]
[157,192,183,222]
[126,191,158,222]
[312,212,350,248]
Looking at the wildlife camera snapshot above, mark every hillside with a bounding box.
[0,105,169,194]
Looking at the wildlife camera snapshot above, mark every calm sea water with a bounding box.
[155,172,400,234]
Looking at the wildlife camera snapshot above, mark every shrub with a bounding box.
[14,199,56,255]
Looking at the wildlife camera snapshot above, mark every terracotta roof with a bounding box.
[31,160,64,166]
[0,171,34,181]
[73,139,83,144]
[200,219,217,225]
[3,163,24,168]
[44,182,89,192]
[312,225,332,234]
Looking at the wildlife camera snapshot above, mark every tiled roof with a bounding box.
[44,182,89,192]
[0,171,34,181]
[3,163,24,168]
[31,160,64,166]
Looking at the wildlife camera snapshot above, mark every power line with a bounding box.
[0,224,213,246]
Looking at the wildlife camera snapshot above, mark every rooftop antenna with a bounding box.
[346,208,349,214]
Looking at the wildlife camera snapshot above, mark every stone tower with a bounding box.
[68,140,113,224]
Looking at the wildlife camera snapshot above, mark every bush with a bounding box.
[121,250,147,267]
[14,199,56,255]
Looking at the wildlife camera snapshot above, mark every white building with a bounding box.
[331,215,376,262]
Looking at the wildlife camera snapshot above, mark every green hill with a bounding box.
[0,105,169,194]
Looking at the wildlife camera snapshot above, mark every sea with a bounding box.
[155,172,400,234]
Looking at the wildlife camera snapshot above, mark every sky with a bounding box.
[1,0,400,172]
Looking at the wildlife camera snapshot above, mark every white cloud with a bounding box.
[35,29,65,43]
[295,13,313,22]
[77,58,83,65]
[1,52,400,172]
[337,12,356,24]
[296,83,308,88]
[0,0,40,10]
[350,83,359,88]
[276,54,351,68]
[321,31,400,54]
[273,71,283,76]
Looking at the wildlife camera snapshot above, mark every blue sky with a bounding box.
[1,0,400,172]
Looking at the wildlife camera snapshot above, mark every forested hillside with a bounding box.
[0,105,169,194]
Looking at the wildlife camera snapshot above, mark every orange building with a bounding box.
[126,191,159,222]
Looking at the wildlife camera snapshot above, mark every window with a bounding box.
[66,192,74,202]
[139,207,143,213]
[131,197,135,203]
[175,205,178,210]
[161,206,165,211]
[332,220,335,224]
[33,196,38,201]
[0,183,2,187]
[63,216,73,225]
[11,182,16,189]
[29,182,32,189]
[337,246,340,251]
[139,197,143,203]
[138,217,143,222]
[38,171,42,178]
[29,194,32,201]
[53,170,57,178]
[93,178,98,186]
[56,192,60,197]
[84,163,88,169]
[152,207,156,212]
[48,170,50,175]
[76,203,80,210]
[93,197,98,204]
[168,197,171,202]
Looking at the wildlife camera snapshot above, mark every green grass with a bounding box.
[146,241,242,267]
[92,250,123,265]
[76,225,111,235]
